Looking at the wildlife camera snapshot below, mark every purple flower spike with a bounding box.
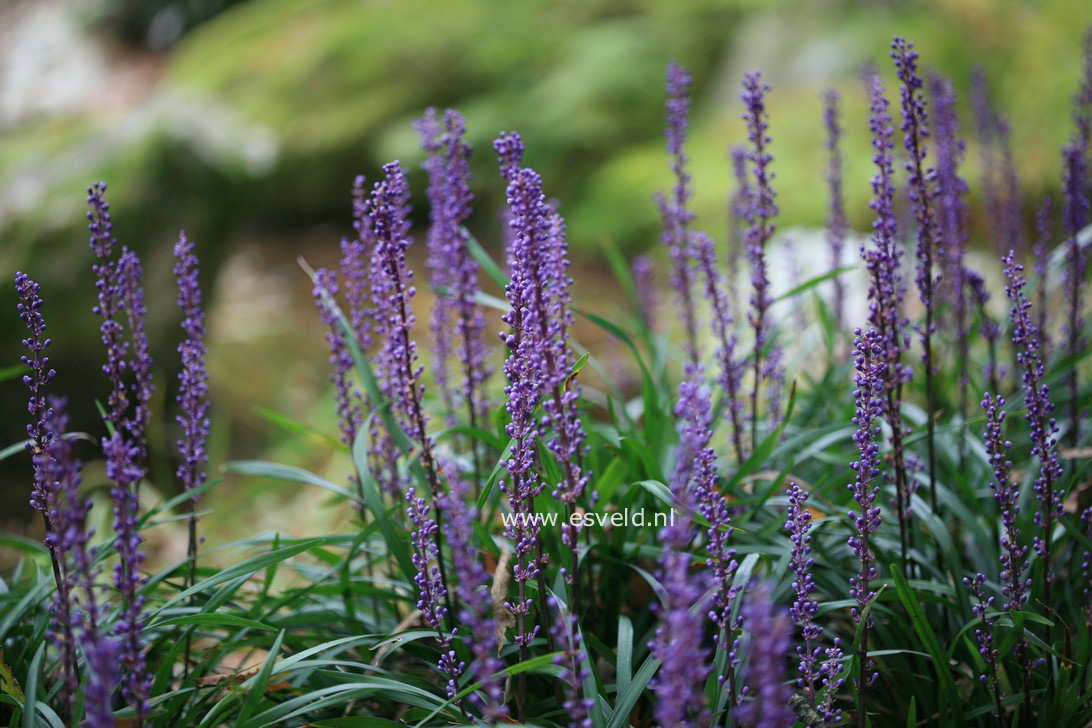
[313,268,363,449]
[174,233,211,512]
[981,393,1030,613]
[892,36,939,515]
[436,475,507,722]
[1061,137,1088,446]
[861,73,913,563]
[929,75,972,426]
[1003,251,1064,615]
[741,70,782,448]
[416,108,490,435]
[87,183,130,432]
[849,327,884,711]
[738,582,795,728]
[549,598,594,728]
[786,482,822,707]
[649,367,713,726]
[817,639,845,725]
[824,89,847,331]
[116,250,155,461]
[104,430,150,724]
[694,232,745,462]
[34,400,82,722]
[675,363,741,701]
[494,131,547,661]
[16,272,57,516]
[963,574,1004,719]
[406,487,464,703]
[494,130,588,603]
[657,61,701,364]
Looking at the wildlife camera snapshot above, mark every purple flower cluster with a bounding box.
[656,61,701,364]
[549,598,594,728]
[737,582,795,728]
[16,273,58,516]
[981,393,1030,611]
[824,89,847,330]
[436,475,507,721]
[494,131,547,651]
[35,399,80,722]
[1003,252,1064,612]
[417,108,490,432]
[741,71,782,447]
[174,233,211,513]
[849,328,884,702]
[694,232,745,462]
[406,487,463,701]
[892,36,939,512]
[650,368,713,726]
[929,75,970,373]
[963,574,1004,719]
[676,363,741,701]
[861,73,913,559]
[495,130,588,594]
[967,270,1003,394]
[786,482,822,706]
[87,183,152,724]
[313,268,363,449]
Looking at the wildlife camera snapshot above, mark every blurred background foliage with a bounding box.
[1,0,1087,548]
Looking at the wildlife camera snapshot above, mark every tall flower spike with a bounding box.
[786,482,821,708]
[549,598,594,728]
[892,36,939,516]
[16,273,58,516]
[657,61,700,365]
[87,183,130,432]
[494,133,547,711]
[694,232,745,462]
[40,399,117,726]
[495,130,588,605]
[981,393,1030,612]
[737,582,795,728]
[104,430,150,724]
[741,70,782,448]
[406,487,464,705]
[929,74,972,467]
[649,366,712,726]
[1003,251,1064,617]
[35,400,81,723]
[861,73,913,566]
[341,193,398,498]
[676,362,740,702]
[1061,137,1088,446]
[963,574,1004,720]
[968,270,1002,395]
[174,233,211,556]
[313,268,363,450]
[416,108,489,437]
[849,327,884,724]
[436,475,507,722]
[116,249,154,461]
[824,89,847,331]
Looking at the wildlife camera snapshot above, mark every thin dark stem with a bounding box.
[183,508,197,682]
[750,333,762,454]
